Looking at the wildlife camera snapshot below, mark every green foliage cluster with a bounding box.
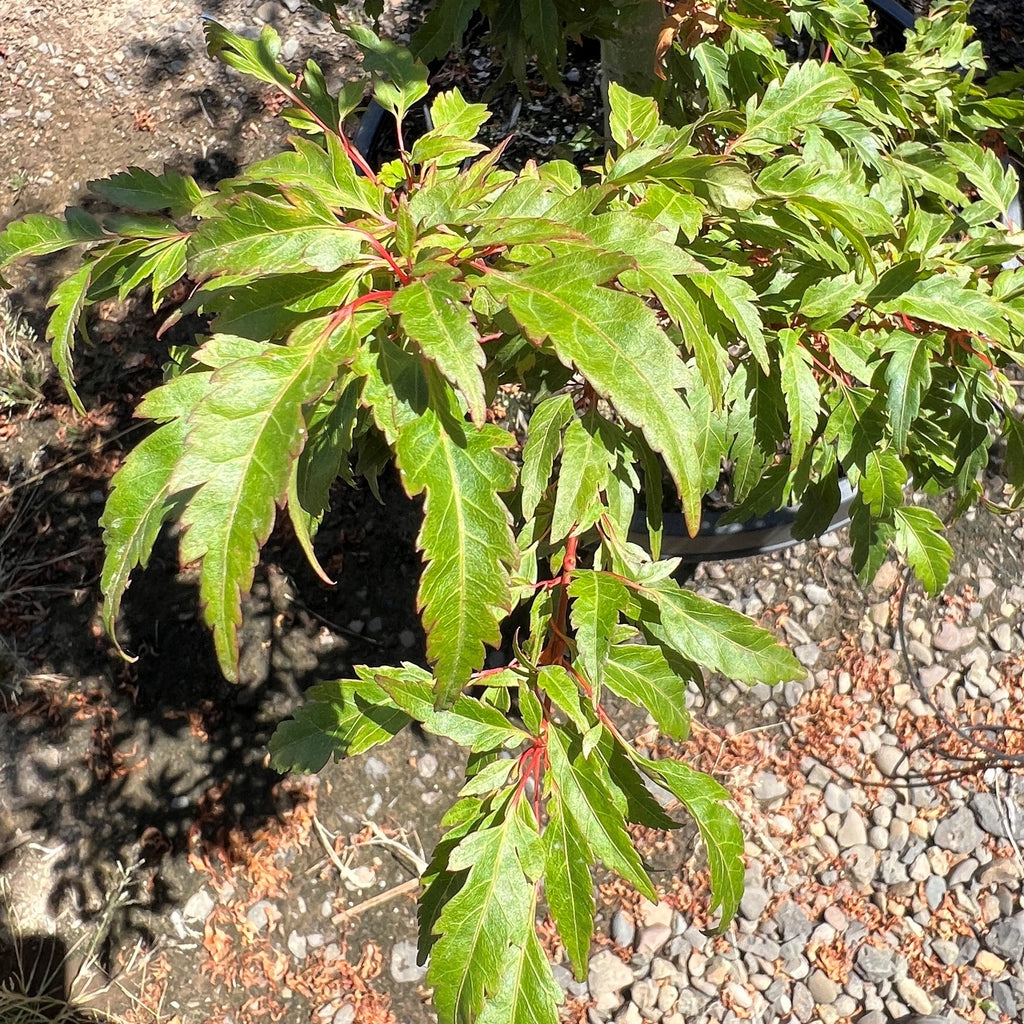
[2,2,1024,1021]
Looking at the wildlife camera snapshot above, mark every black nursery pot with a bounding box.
[627,476,857,563]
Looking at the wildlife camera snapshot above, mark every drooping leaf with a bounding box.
[45,263,92,415]
[778,329,821,467]
[543,786,594,980]
[476,912,562,1024]
[860,446,906,516]
[603,644,690,741]
[487,253,704,530]
[568,570,629,692]
[639,579,803,685]
[268,668,412,772]
[546,724,657,900]
[346,23,430,123]
[89,166,207,216]
[893,505,953,596]
[428,795,542,1024]
[550,414,613,541]
[640,754,744,927]
[0,210,104,267]
[880,329,936,449]
[391,266,487,425]
[520,393,573,520]
[99,373,212,652]
[169,340,341,679]
[203,19,293,89]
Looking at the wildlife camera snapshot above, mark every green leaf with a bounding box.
[268,668,412,772]
[568,570,629,693]
[876,275,1009,346]
[546,724,657,900]
[880,330,936,449]
[893,505,953,596]
[520,394,573,520]
[735,62,852,154]
[346,23,429,123]
[203,19,294,89]
[487,254,704,531]
[603,644,690,741]
[537,665,591,735]
[640,755,744,927]
[391,267,487,425]
[543,787,594,980]
[687,272,768,371]
[0,210,103,267]
[778,329,821,467]
[169,340,341,679]
[608,83,660,150]
[100,373,212,652]
[428,796,542,1024]
[861,447,906,516]
[189,191,362,279]
[89,166,206,216]
[373,671,528,751]
[413,0,481,62]
[476,914,562,1024]
[941,141,1018,214]
[550,414,612,541]
[45,263,92,415]
[640,579,803,685]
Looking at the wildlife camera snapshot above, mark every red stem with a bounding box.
[356,229,411,285]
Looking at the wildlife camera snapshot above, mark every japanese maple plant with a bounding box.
[3,1,1024,1021]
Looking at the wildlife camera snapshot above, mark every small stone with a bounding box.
[983,914,1024,961]
[363,756,389,782]
[792,981,815,1023]
[924,875,946,911]
[807,970,839,1004]
[588,949,633,1012]
[281,37,300,61]
[795,643,821,668]
[948,856,979,887]
[390,940,427,984]
[704,956,732,986]
[183,888,215,922]
[255,1,286,22]
[874,746,908,778]
[934,806,985,854]
[824,782,852,814]
[896,977,933,1015]
[774,899,813,942]
[837,809,868,849]
[845,845,877,887]
[637,924,671,956]
[417,753,438,779]
[932,621,976,652]
[855,944,898,983]
[332,1005,355,1024]
[872,562,900,592]
[740,885,770,922]
[610,910,635,948]
[931,939,959,966]
[287,931,307,960]
[804,583,833,606]
[399,629,417,648]
[975,950,1006,975]
[992,622,1014,652]
[753,771,788,802]
[246,900,273,930]
[631,978,658,1012]
[979,857,1023,886]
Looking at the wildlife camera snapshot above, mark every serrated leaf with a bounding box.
[568,570,629,693]
[521,393,573,519]
[45,263,92,415]
[861,446,906,516]
[876,275,1009,346]
[1005,413,1024,492]
[487,253,704,531]
[608,83,660,150]
[0,210,104,267]
[203,18,293,89]
[687,271,768,371]
[391,267,487,425]
[604,644,689,741]
[169,341,340,679]
[941,141,1018,214]
[428,796,541,1024]
[640,755,744,926]
[189,191,362,279]
[536,665,590,734]
[477,915,562,1024]
[735,63,852,154]
[546,724,656,900]
[550,414,612,541]
[894,505,953,596]
[268,668,411,772]
[89,166,206,216]
[100,373,212,652]
[543,787,594,980]
[373,670,528,750]
[640,580,803,685]
[411,0,480,62]
[347,23,429,123]
[778,329,820,466]
[881,330,936,449]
